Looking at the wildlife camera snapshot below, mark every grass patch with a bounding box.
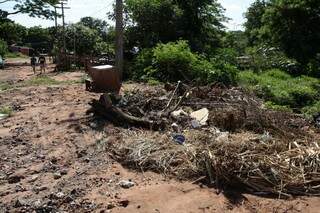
[0,106,13,116]
[0,75,85,92]
[5,52,28,59]
[264,101,293,113]
[147,79,161,86]
[238,69,320,115]
[24,76,62,87]
[0,82,13,91]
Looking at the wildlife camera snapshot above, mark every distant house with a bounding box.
[9,45,34,56]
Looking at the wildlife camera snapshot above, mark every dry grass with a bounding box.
[108,129,320,197]
[96,84,320,197]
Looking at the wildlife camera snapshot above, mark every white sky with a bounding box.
[1,0,254,30]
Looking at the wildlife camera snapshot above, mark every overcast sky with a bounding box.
[2,0,254,30]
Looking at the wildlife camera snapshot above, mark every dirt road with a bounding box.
[0,65,320,212]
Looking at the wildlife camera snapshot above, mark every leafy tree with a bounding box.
[244,0,270,46]
[64,23,101,56]
[80,17,109,40]
[245,0,320,67]
[131,40,237,85]
[124,0,227,53]
[0,22,27,45]
[262,0,320,65]
[23,26,52,53]
[0,0,59,20]
[222,31,248,55]
[175,0,227,52]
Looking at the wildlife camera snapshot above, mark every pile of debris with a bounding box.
[89,82,309,137]
[88,82,319,196]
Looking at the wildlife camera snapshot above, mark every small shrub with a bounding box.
[147,79,161,86]
[302,101,320,118]
[237,70,259,86]
[0,106,13,116]
[264,101,293,113]
[130,48,154,80]
[0,39,7,57]
[152,40,198,81]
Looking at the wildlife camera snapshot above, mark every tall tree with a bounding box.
[244,0,270,46]
[23,26,52,53]
[0,22,27,45]
[64,23,101,56]
[262,0,320,65]
[124,0,227,53]
[0,0,59,20]
[80,17,109,40]
[245,0,320,66]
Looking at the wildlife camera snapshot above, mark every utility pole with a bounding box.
[54,7,58,29]
[115,0,124,79]
[54,0,70,70]
[61,0,67,55]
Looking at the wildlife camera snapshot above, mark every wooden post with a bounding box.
[115,0,124,80]
[61,1,66,55]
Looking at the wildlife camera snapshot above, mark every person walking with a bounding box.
[38,55,46,74]
[30,55,37,74]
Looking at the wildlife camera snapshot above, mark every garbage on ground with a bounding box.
[190,108,209,126]
[171,123,179,132]
[172,134,185,145]
[88,82,318,196]
[171,109,188,119]
[118,180,135,189]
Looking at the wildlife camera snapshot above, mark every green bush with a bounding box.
[264,101,293,113]
[152,40,199,81]
[245,46,299,73]
[239,69,320,113]
[131,48,154,80]
[0,39,7,57]
[302,101,320,118]
[131,40,238,85]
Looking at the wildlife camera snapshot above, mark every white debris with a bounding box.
[171,109,188,119]
[118,180,135,189]
[190,108,209,126]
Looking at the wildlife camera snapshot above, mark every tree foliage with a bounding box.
[125,0,227,53]
[244,0,269,46]
[23,26,52,53]
[263,0,320,65]
[245,0,320,66]
[0,0,59,20]
[0,21,27,45]
[64,23,113,56]
[130,40,237,85]
[79,17,109,41]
